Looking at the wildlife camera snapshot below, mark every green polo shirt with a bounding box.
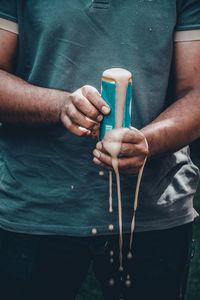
[0,0,199,236]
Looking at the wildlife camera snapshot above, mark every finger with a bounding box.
[93,156,140,174]
[101,127,144,144]
[120,127,145,144]
[61,115,90,136]
[93,157,139,174]
[120,143,148,157]
[92,123,100,131]
[96,141,107,153]
[81,85,110,115]
[93,149,113,167]
[96,141,145,157]
[94,148,145,170]
[118,156,145,170]
[72,93,101,121]
[93,157,113,171]
[93,154,142,173]
[64,102,97,129]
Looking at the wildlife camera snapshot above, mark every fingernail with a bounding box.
[94,150,100,158]
[97,115,103,122]
[96,142,102,150]
[78,126,91,135]
[79,126,88,132]
[102,106,110,114]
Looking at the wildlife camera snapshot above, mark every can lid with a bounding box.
[102,76,132,85]
[102,68,132,85]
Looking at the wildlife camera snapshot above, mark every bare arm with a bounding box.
[0,30,67,126]
[0,29,110,135]
[94,41,200,172]
[141,41,200,157]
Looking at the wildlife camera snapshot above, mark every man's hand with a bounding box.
[0,30,110,130]
[60,85,110,136]
[93,127,149,174]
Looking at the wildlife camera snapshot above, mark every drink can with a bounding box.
[99,75,132,140]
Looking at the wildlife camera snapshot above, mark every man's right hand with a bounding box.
[60,85,110,136]
[0,29,110,131]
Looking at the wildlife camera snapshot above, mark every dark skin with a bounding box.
[0,29,110,134]
[0,29,200,175]
[93,41,200,173]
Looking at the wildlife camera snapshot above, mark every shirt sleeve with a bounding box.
[174,0,200,42]
[0,0,18,34]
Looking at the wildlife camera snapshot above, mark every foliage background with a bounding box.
[77,140,200,300]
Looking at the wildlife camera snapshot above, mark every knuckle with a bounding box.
[72,95,80,106]
[138,160,144,168]
[65,103,73,115]
[137,143,149,157]
[143,148,149,157]
[82,85,97,98]
[68,94,74,104]
[88,108,98,119]
[69,109,76,119]
[121,144,129,155]
[140,144,149,157]
[137,156,146,168]
[81,85,91,95]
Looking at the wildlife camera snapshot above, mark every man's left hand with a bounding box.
[93,127,149,174]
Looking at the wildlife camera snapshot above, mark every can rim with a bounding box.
[102,77,132,85]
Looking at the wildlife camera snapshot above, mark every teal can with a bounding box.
[99,75,133,140]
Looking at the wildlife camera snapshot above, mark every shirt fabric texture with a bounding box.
[0,0,199,236]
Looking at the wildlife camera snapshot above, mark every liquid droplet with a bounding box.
[125,280,131,287]
[99,171,104,176]
[127,252,133,259]
[91,228,97,235]
[108,224,114,231]
[109,279,115,286]
[119,266,123,272]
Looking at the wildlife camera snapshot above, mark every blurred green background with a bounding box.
[77,140,200,300]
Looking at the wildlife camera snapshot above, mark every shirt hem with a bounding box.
[0,17,18,34]
[0,211,197,237]
[134,210,198,233]
[174,29,200,42]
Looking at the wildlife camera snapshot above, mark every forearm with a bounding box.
[0,69,68,125]
[141,89,200,157]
